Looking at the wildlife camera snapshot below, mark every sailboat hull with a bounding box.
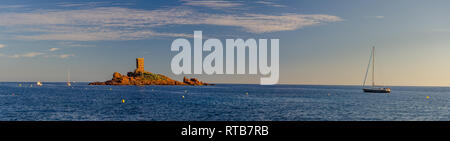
[363,88,391,93]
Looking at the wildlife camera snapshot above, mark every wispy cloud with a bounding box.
[4,52,75,59]
[375,16,384,19]
[58,42,95,47]
[0,7,195,41]
[43,54,75,59]
[57,2,134,7]
[202,13,342,33]
[255,1,286,7]
[0,4,341,41]
[0,46,75,59]
[181,0,243,9]
[56,2,111,7]
[365,15,384,19]
[0,44,5,48]
[10,52,45,58]
[58,54,75,59]
[0,5,27,9]
[49,48,60,51]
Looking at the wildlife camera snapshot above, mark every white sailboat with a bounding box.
[362,46,391,93]
[36,81,43,86]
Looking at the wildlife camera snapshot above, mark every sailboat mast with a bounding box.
[68,69,70,83]
[372,46,375,87]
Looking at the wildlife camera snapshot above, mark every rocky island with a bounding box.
[89,58,211,86]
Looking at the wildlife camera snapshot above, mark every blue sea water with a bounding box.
[0,82,448,121]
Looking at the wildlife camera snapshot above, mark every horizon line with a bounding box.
[1,81,449,88]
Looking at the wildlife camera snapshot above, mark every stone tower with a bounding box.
[135,58,145,73]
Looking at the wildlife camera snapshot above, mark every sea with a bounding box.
[0,82,448,121]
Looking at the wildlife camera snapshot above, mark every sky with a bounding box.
[1,0,450,86]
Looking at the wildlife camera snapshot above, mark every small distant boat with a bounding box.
[37,81,43,86]
[67,70,72,87]
[362,46,391,93]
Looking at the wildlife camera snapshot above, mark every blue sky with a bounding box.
[1,0,450,86]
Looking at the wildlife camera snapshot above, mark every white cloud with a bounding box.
[0,6,342,41]
[43,54,75,59]
[0,44,4,48]
[255,1,286,8]
[375,16,384,19]
[56,2,134,7]
[49,48,60,51]
[56,2,111,7]
[2,52,75,59]
[181,0,243,9]
[58,42,95,47]
[202,13,342,33]
[0,46,75,58]
[0,5,27,9]
[59,54,75,59]
[10,52,45,58]
[365,16,384,19]
[15,29,193,41]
